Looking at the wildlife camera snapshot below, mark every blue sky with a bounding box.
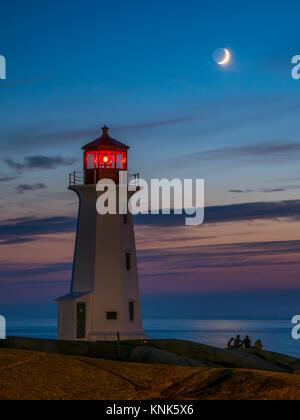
[0,0,300,318]
[1,0,300,196]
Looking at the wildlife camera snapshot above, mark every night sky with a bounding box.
[0,0,300,319]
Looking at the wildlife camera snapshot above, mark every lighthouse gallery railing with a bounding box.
[69,171,140,187]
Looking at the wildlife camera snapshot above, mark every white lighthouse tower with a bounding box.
[56,126,147,341]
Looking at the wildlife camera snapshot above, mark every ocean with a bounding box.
[5,318,300,359]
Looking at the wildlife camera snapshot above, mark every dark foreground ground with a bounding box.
[1,338,300,400]
[1,347,300,400]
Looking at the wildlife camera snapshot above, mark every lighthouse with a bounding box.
[56,126,147,341]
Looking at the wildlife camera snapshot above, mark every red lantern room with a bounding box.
[82,126,129,185]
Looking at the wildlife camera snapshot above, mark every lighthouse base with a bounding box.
[56,292,148,342]
[88,331,148,342]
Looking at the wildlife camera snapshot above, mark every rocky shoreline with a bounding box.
[1,337,300,400]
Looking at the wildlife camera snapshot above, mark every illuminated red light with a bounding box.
[85,151,127,169]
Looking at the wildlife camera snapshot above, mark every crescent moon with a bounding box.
[218,48,231,65]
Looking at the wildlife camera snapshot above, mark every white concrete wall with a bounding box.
[71,186,97,293]
[64,185,147,341]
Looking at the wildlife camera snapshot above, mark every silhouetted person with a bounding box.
[255,339,263,350]
[227,337,234,349]
[243,335,251,349]
[233,335,242,348]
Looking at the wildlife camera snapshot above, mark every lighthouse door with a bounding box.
[76,302,86,339]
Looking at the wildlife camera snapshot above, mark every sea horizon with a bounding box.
[4,317,300,359]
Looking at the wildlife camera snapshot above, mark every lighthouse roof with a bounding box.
[82,126,129,151]
[55,292,91,301]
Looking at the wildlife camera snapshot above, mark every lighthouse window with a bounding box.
[125,252,131,271]
[85,151,127,170]
[99,151,114,169]
[129,301,135,322]
[106,312,117,320]
[116,152,127,169]
[86,152,98,169]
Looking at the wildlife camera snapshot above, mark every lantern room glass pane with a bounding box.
[86,152,98,169]
[99,151,115,168]
[85,151,127,170]
[116,152,127,169]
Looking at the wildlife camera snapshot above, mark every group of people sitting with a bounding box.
[227,335,263,350]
